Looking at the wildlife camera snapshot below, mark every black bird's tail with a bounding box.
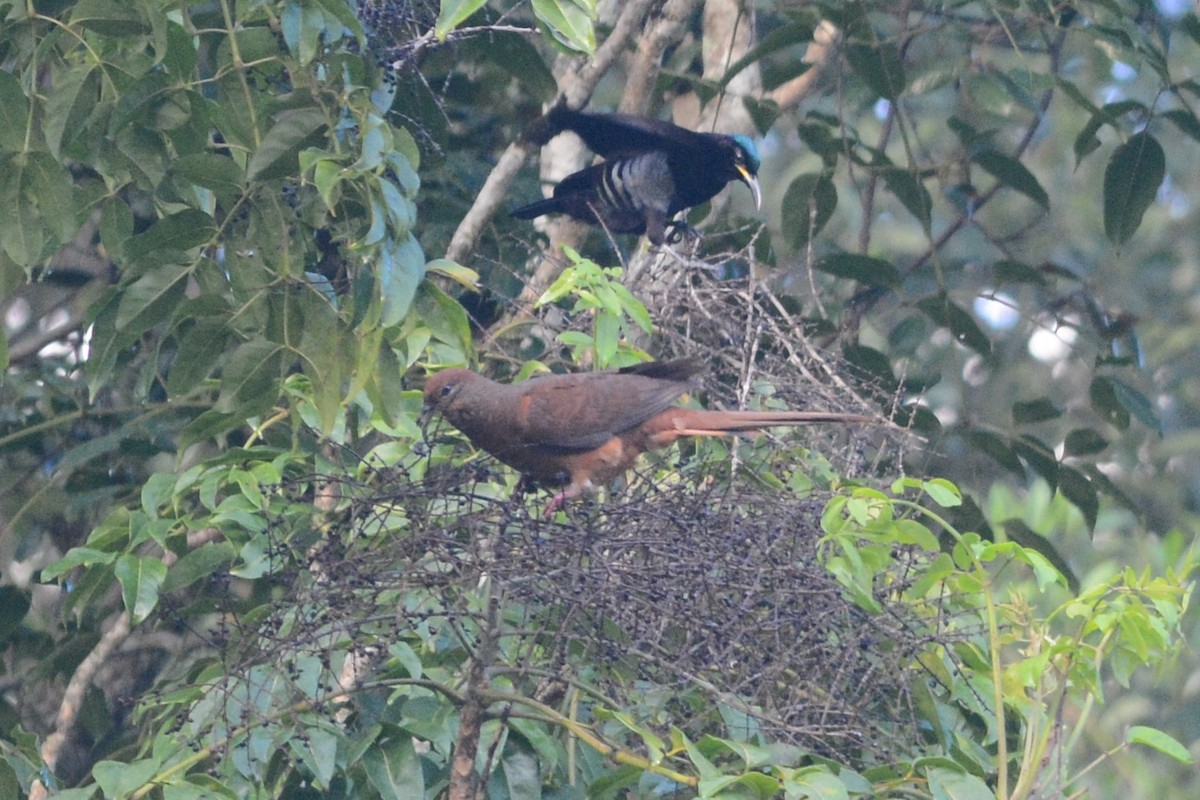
[511,198,562,219]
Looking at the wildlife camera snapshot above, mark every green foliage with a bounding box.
[30,462,1188,799]
[2,1,1198,799]
[709,1,1197,533]
[821,478,1193,799]
[536,248,653,367]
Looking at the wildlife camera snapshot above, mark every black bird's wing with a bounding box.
[547,108,711,158]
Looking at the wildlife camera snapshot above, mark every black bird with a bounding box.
[513,108,762,246]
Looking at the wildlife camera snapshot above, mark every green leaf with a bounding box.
[1058,466,1098,530]
[609,281,653,333]
[594,310,618,366]
[298,298,349,435]
[128,209,216,261]
[1064,428,1108,456]
[117,266,190,330]
[379,235,426,326]
[217,338,284,418]
[916,294,992,356]
[0,70,30,152]
[842,344,897,389]
[508,717,559,775]
[378,174,417,236]
[25,152,78,242]
[1103,132,1165,244]
[0,152,77,267]
[796,121,842,165]
[1073,113,1104,166]
[93,758,162,796]
[1109,377,1160,432]
[101,196,135,262]
[926,766,992,800]
[110,71,171,134]
[160,542,237,594]
[280,1,328,65]
[501,749,541,799]
[425,258,480,290]
[1012,397,1062,424]
[167,318,230,397]
[388,642,423,679]
[313,0,366,43]
[141,472,176,515]
[1089,375,1130,430]
[1127,725,1195,764]
[364,736,426,800]
[246,108,328,182]
[468,31,557,101]
[782,766,848,800]
[1091,375,1159,432]
[720,20,814,89]
[181,410,245,448]
[1001,519,1078,592]
[973,149,1048,208]
[1012,435,1058,487]
[744,96,783,136]
[965,430,1024,476]
[1162,108,1200,143]
[171,153,245,201]
[1070,95,1142,166]
[0,761,17,800]
[1181,13,1200,45]
[781,173,838,250]
[69,0,150,36]
[993,259,1048,286]
[846,41,906,100]
[115,554,168,624]
[531,0,596,54]
[41,547,119,581]
[881,167,932,230]
[44,64,101,158]
[291,725,339,788]
[435,0,487,39]
[814,254,899,288]
[923,479,962,508]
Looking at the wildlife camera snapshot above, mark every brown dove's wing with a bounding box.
[516,370,692,454]
[617,357,704,382]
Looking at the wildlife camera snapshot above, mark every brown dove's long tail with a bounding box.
[647,408,874,445]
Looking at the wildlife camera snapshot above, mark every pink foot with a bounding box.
[543,492,568,516]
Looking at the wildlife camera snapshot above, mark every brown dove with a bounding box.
[421,359,873,512]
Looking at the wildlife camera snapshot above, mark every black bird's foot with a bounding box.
[665,220,700,245]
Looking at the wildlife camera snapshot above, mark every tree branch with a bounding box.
[766,20,838,111]
[30,612,133,800]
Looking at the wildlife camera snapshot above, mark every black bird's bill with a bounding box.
[738,166,762,210]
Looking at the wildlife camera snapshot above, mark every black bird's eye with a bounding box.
[440,383,455,397]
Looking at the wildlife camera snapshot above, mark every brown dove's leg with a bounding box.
[543,482,590,516]
[542,437,632,515]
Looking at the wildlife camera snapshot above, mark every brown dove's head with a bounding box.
[422,368,481,418]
